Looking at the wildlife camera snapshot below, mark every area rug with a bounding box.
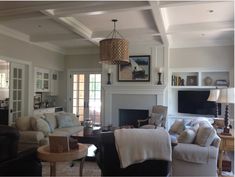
[42,161,101,176]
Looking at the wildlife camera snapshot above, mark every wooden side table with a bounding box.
[37,143,88,177]
[218,131,234,175]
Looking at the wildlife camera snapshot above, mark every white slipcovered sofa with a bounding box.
[15,112,83,151]
[169,118,221,177]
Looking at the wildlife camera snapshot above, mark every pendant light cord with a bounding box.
[105,19,125,39]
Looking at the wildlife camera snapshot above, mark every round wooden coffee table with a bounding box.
[37,143,88,177]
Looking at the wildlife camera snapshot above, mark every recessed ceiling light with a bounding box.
[209,10,214,13]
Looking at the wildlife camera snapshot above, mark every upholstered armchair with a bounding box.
[0,125,42,176]
[137,105,168,128]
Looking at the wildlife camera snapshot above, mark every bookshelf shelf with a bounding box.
[170,69,230,88]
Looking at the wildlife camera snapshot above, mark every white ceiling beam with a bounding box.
[49,1,151,17]
[92,28,160,38]
[159,1,221,8]
[42,10,98,45]
[167,21,234,34]
[30,34,83,42]
[148,1,168,46]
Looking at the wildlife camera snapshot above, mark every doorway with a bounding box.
[68,70,102,125]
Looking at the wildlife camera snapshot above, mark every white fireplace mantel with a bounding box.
[102,85,167,125]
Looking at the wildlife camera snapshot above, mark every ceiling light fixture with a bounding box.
[99,19,129,65]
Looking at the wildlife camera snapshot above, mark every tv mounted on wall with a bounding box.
[178,90,221,116]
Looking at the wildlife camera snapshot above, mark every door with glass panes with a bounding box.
[9,63,25,125]
[70,72,101,125]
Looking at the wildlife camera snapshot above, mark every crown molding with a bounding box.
[0,25,65,54]
[170,40,234,48]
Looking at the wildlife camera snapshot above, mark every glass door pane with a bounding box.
[89,74,101,125]
[72,74,85,121]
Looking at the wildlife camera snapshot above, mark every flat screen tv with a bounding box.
[178,90,221,116]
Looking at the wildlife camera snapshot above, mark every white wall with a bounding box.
[169,46,234,69]
[0,34,64,70]
[65,54,101,69]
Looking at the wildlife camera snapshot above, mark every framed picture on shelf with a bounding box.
[186,76,198,86]
[118,55,150,82]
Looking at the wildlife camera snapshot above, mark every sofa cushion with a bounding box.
[178,124,199,144]
[169,119,185,134]
[58,112,81,126]
[15,117,32,131]
[44,113,57,130]
[56,114,74,128]
[195,125,216,147]
[149,113,163,126]
[35,118,51,136]
[30,115,45,131]
[173,143,217,164]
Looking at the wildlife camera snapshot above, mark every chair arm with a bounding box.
[173,143,218,164]
[19,131,44,144]
[137,118,150,127]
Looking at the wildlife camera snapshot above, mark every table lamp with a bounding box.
[217,88,235,135]
[207,89,220,117]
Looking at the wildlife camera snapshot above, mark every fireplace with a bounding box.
[119,109,149,127]
[103,85,166,126]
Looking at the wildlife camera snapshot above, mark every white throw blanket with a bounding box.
[114,128,172,168]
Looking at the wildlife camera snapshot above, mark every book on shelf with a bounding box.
[172,75,184,86]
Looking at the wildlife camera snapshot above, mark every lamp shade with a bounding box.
[99,38,129,65]
[207,89,220,102]
[217,88,235,104]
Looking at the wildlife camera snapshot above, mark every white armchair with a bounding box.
[171,120,221,177]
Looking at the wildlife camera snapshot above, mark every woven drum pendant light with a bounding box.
[99,19,129,65]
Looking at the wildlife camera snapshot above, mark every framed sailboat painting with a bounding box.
[118,55,150,82]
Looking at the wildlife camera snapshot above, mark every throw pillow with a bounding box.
[195,125,216,147]
[44,113,57,129]
[148,113,163,126]
[169,119,185,134]
[58,112,81,126]
[15,117,31,131]
[35,118,51,136]
[56,114,74,128]
[30,115,45,131]
[178,124,199,144]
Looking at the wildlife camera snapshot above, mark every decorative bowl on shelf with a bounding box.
[204,76,213,86]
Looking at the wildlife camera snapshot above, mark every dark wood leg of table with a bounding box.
[79,157,86,176]
[50,162,56,177]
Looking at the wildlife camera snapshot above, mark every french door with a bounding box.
[9,63,25,125]
[69,71,101,125]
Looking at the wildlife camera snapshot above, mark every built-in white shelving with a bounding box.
[170,69,230,88]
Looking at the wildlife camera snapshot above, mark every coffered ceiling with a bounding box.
[0,1,233,54]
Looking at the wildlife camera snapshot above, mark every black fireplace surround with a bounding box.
[119,109,149,128]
